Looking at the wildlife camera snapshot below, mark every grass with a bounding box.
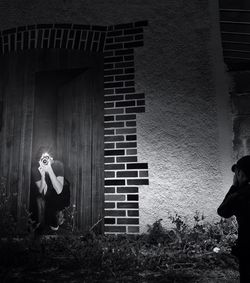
[0,179,239,282]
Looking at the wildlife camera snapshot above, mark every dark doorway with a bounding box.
[0,49,104,232]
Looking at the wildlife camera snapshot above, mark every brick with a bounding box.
[116,101,135,107]
[125,82,135,89]
[128,210,139,217]
[105,43,123,50]
[105,109,124,115]
[104,63,114,70]
[99,32,106,51]
[117,218,139,224]
[104,51,114,57]
[125,67,135,73]
[17,26,26,32]
[107,30,123,37]
[104,76,114,82]
[117,187,138,193]
[116,87,135,94]
[61,30,69,48]
[115,62,134,68]
[105,171,115,178]
[116,127,136,134]
[105,194,126,201]
[81,30,87,40]
[92,25,107,31]
[126,93,145,100]
[135,20,148,27]
[117,202,139,209]
[10,34,15,51]
[86,31,93,51]
[139,171,149,177]
[128,226,140,233]
[115,74,134,81]
[115,35,134,42]
[115,49,133,55]
[117,156,138,163]
[104,226,126,233]
[72,24,90,29]
[105,210,126,216]
[126,107,145,113]
[127,163,148,169]
[104,69,123,76]
[105,135,124,142]
[104,116,115,122]
[69,30,75,39]
[124,28,143,35]
[105,164,125,170]
[127,194,139,201]
[124,55,134,61]
[126,149,137,155]
[124,41,144,48]
[104,89,115,95]
[104,82,123,88]
[73,30,81,49]
[104,129,115,135]
[116,142,137,148]
[106,38,114,44]
[104,122,124,128]
[27,25,36,30]
[2,28,16,35]
[105,149,125,156]
[104,143,115,149]
[23,31,29,49]
[126,121,136,127]
[54,23,72,29]
[117,171,138,178]
[105,187,116,193]
[104,218,116,224]
[116,156,137,163]
[127,179,149,185]
[105,179,126,186]
[105,202,115,209]
[126,135,137,141]
[104,157,115,163]
[116,114,136,121]
[104,56,123,63]
[114,23,133,30]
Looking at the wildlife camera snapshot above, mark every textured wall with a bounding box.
[0,0,233,232]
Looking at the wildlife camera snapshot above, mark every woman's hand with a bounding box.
[39,160,52,173]
[38,165,46,179]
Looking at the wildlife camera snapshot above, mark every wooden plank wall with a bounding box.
[0,50,104,231]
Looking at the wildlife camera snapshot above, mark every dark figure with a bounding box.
[217,155,250,283]
[30,148,70,234]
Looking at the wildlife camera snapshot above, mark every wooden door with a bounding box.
[57,69,104,232]
[0,49,104,231]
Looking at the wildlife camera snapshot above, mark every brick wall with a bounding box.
[0,21,149,234]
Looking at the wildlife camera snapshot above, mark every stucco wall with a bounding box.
[0,0,233,232]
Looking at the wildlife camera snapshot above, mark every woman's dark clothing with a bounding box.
[217,183,250,282]
[30,160,69,229]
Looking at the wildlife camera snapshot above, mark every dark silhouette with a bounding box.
[218,155,250,283]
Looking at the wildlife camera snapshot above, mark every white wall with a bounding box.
[0,0,233,232]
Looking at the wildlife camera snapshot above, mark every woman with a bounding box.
[30,147,69,233]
